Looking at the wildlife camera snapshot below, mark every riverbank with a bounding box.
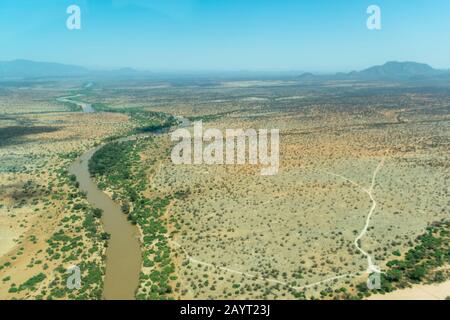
[57,95,94,113]
[0,109,128,299]
[69,145,142,300]
[65,94,188,299]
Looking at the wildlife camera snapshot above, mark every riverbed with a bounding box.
[66,96,189,299]
[57,95,94,113]
[69,146,141,300]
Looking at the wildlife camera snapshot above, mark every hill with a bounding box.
[0,59,89,79]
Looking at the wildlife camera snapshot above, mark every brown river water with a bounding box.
[69,145,142,300]
[67,99,189,299]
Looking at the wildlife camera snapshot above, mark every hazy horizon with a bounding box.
[2,58,449,75]
[1,0,450,72]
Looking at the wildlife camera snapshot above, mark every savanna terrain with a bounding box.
[0,77,448,300]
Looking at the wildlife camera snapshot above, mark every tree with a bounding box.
[93,208,103,218]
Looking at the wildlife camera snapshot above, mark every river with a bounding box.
[57,95,95,113]
[69,145,141,300]
[65,96,189,300]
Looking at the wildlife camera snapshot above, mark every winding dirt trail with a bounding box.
[354,158,385,273]
[66,94,387,297]
[168,158,386,292]
[326,158,385,274]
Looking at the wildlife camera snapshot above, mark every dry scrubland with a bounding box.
[61,79,448,299]
[0,79,448,300]
[0,87,131,299]
[143,82,449,299]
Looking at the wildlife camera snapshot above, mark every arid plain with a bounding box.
[0,77,448,299]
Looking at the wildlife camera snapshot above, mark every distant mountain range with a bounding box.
[0,59,449,81]
[354,61,438,79]
[300,61,450,81]
[0,59,142,79]
[0,59,90,78]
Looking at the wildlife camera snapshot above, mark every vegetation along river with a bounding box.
[65,96,189,299]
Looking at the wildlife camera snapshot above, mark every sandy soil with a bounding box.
[368,281,450,300]
[0,93,133,299]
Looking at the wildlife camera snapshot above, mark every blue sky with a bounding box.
[1,0,450,71]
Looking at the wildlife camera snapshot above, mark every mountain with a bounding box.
[0,59,89,79]
[0,59,448,81]
[354,61,442,80]
[298,61,449,82]
[0,60,149,79]
[297,72,317,80]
